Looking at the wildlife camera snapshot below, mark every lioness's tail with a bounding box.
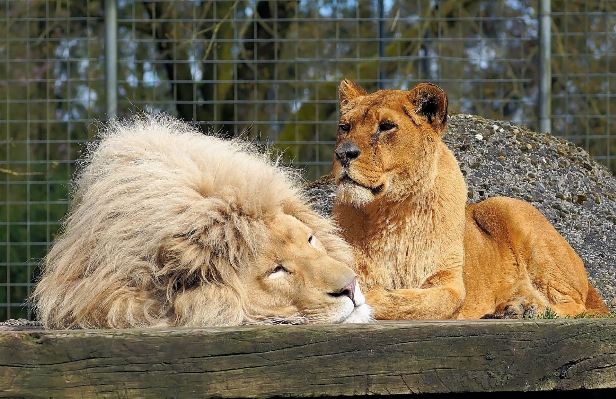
[585,282,610,316]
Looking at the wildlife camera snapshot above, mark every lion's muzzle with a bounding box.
[339,278,373,323]
[329,276,358,304]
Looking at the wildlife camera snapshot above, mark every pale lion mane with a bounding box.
[32,114,355,329]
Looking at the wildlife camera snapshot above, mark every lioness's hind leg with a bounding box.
[473,197,603,317]
[545,301,587,317]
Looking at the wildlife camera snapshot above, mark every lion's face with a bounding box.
[333,80,448,206]
[240,214,372,324]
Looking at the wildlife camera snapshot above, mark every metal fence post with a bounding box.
[538,0,551,133]
[105,0,118,118]
[377,0,385,89]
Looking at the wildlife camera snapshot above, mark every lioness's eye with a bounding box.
[379,121,397,131]
[338,123,351,133]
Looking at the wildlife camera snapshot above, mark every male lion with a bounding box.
[332,79,609,319]
[32,114,372,329]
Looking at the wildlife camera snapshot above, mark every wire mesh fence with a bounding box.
[1,0,615,320]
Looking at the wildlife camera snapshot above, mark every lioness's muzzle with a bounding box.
[335,141,361,168]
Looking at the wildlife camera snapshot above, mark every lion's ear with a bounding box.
[406,83,448,132]
[339,79,368,107]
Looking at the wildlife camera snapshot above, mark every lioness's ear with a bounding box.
[339,79,368,107]
[407,83,448,132]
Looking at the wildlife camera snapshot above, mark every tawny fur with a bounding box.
[32,114,371,329]
[332,80,609,320]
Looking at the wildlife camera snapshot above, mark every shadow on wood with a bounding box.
[1,319,615,398]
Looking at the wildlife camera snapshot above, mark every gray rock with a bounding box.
[0,318,43,331]
[305,114,616,313]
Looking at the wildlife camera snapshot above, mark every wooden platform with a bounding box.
[1,319,615,398]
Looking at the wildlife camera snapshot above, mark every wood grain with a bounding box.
[1,319,615,398]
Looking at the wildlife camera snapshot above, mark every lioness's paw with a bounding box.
[482,298,541,319]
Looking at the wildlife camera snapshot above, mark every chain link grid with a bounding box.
[1,0,614,320]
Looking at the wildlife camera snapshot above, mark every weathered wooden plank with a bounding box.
[0,319,615,398]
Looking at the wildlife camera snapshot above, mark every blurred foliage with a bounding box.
[1,0,614,320]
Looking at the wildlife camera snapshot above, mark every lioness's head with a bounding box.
[333,79,448,206]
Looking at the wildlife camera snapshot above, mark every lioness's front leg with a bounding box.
[364,268,465,320]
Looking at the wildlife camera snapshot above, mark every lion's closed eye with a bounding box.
[268,265,289,279]
[308,235,326,252]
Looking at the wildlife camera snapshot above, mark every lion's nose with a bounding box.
[335,141,361,167]
[329,276,357,303]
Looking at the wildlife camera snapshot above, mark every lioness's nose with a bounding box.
[329,276,357,303]
[335,141,361,167]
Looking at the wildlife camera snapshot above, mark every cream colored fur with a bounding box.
[32,114,372,329]
[332,80,609,319]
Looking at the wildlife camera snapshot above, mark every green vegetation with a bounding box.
[526,309,616,319]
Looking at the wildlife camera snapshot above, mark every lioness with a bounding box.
[332,79,609,319]
[32,114,372,328]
